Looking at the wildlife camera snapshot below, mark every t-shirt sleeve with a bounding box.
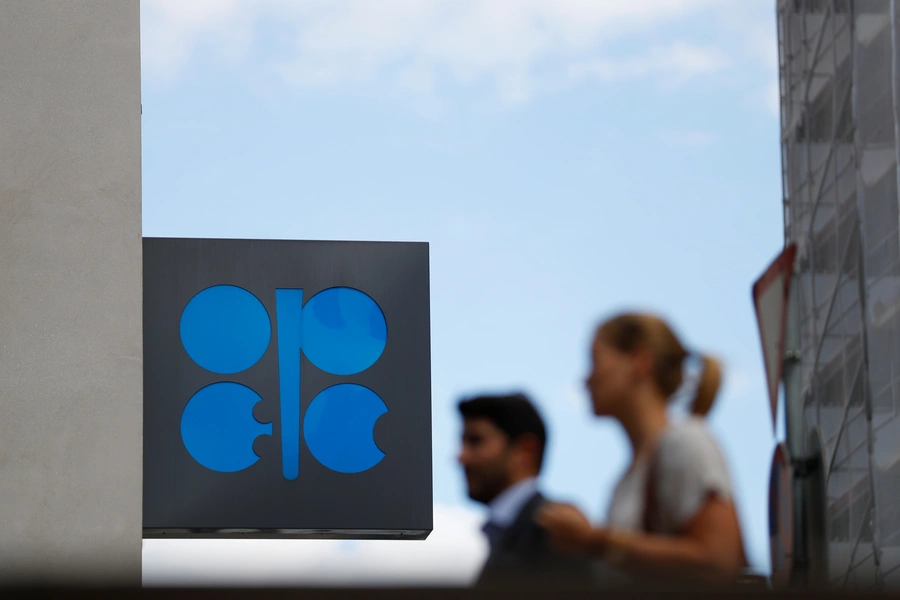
[654,419,733,533]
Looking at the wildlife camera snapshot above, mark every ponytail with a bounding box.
[690,355,722,416]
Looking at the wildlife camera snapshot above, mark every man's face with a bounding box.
[457,417,515,505]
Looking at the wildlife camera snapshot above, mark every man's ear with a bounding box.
[513,433,542,474]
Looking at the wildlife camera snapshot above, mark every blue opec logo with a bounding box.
[178,284,389,479]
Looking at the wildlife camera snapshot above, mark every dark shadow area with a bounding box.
[0,585,890,600]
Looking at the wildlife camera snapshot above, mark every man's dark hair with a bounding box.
[457,392,548,471]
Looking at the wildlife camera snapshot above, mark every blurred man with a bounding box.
[457,393,594,589]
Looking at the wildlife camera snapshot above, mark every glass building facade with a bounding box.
[777,0,900,588]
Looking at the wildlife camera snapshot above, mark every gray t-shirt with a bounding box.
[605,417,733,535]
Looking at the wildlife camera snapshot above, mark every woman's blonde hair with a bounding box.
[597,313,722,416]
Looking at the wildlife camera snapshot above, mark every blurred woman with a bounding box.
[536,312,748,586]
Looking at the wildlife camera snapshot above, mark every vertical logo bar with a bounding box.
[275,289,303,480]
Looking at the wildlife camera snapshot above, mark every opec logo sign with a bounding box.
[179,285,388,479]
[143,238,432,538]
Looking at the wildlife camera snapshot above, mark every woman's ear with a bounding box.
[630,345,655,382]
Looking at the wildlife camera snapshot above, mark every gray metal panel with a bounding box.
[0,0,142,584]
[142,237,433,539]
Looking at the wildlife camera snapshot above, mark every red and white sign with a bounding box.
[752,244,797,434]
[769,443,793,588]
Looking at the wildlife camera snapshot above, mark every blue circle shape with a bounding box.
[302,287,387,376]
[180,285,271,374]
[304,383,387,474]
[181,382,273,473]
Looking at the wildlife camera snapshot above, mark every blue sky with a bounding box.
[140,0,786,586]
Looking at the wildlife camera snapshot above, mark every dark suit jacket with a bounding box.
[475,492,596,590]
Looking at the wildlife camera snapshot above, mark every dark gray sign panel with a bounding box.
[142,238,432,539]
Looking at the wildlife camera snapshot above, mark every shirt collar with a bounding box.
[486,476,538,528]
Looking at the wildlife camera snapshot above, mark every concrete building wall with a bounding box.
[0,0,142,584]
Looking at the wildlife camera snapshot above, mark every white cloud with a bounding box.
[142,503,487,587]
[141,0,734,103]
[140,0,255,81]
[745,21,778,73]
[737,17,780,118]
[566,42,730,94]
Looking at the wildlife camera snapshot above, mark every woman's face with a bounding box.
[585,334,636,417]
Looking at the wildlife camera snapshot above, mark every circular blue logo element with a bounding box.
[181,382,272,473]
[302,287,387,376]
[180,285,271,374]
[304,383,387,474]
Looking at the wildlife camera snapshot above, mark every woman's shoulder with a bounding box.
[662,415,720,443]
[653,418,735,531]
[657,416,726,469]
